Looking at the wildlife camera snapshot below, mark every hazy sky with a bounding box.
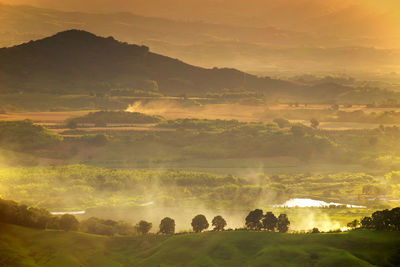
[2,0,399,19]
[2,0,400,48]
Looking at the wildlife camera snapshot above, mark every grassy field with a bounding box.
[1,223,399,267]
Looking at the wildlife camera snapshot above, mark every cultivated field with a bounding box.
[2,101,400,134]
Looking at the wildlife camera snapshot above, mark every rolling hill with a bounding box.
[1,223,399,266]
[0,30,304,96]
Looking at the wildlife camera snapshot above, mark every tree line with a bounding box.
[0,198,289,235]
[245,209,290,232]
[358,207,400,231]
[2,198,399,236]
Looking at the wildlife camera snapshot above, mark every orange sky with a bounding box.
[1,0,400,47]
[2,0,399,16]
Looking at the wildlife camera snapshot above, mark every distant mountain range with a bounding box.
[1,3,399,76]
[0,3,310,49]
[0,30,309,96]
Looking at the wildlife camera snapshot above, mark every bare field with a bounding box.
[52,126,175,133]
[0,110,94,122]
[2,102,400,132]
[127,101,267,122]
[127,101,400,119]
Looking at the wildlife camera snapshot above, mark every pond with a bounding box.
[50,210,86,215]
[273,198,365,208]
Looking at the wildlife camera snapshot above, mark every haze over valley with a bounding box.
[0,1,400,266]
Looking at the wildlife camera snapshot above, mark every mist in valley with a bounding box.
[1,1,400,266]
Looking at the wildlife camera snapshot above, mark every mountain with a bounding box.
[1,3,399,77]
[0,3,307,49]
[0,30,303,96]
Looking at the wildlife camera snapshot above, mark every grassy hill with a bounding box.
[0,120,62,151]
[1,223,399,267]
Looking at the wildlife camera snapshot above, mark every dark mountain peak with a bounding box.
[52,29,102,41]
[16,29,121,49]
[0,30,302,95]
[5,29,150,60]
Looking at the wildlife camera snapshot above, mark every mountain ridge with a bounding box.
[1,3,399,76]
[0,30,303,96]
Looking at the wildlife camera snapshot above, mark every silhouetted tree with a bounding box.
[311,227,320,233]
[359,208,400,231]
[15,205,31,226]
[191,214,209,233]
[212,215,227,231]
[262,212,277,231]
[59,214,79,231]
[347,219,360,229]
[361,216,373,229]
[391,207,400,231]
[273,118,290,128]
[159,217,175,235]
[0,198,140,235]
[310,118,319,128]
[245,209,263,230]
[136,220,152,234]
[277,214,290,233]
[79,217,134,236]
[29,207,52,229]
[372,210,390,230]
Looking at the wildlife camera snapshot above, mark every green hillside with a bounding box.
[1,223,399,267]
